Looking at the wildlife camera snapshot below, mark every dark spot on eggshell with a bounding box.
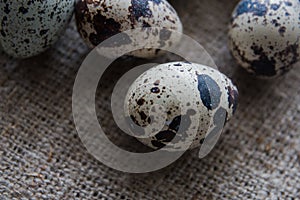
[234,0,268,18]
[199,138,205,144]
[154,80,160,85]
[130,115,140,126]
[18,6,28,14]
[155,130,176,142]
[155,49,161,55]
[142,21,151,28]
[278,26,286,37]
[197,74,221,110]
[137,98,145,106]
[1,30,6,37]
[151,110,195,148]
[151,140,165,148]
[150,87,160,93]
[39,29,49,36]
[139,111,148,121]
[271,19,280,27]
[171,112,194,143]
[3,3,10,14]
[227,86,239,114]
[251,45,263,56]
[173,63,182,66]
[232,23,239,28]
[90,13,122,46]
[270,3,281,11]
[165,15,176,24]
[250,45,277,76]
[129,0,162,23]
[152,0,162,4]
[284,1,292,6]
[168,115,181,132]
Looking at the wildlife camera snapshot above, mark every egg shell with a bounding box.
[124,62,238,151]
[75,0,183,58]
[228,0,300,77]
[0,0,75,58]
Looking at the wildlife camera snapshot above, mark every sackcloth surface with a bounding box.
[1,0,300,199]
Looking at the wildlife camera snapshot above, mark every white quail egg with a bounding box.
[75,0,183,58]
[228,0,300,77]
[124,62,238,151]
[0,0,75,58]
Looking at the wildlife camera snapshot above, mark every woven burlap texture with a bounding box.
[1,0,300,199]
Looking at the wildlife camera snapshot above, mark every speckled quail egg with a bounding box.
[0,0,75,58]
[75,0,183,58]
[228,0,300,77]
[124,62,238,151]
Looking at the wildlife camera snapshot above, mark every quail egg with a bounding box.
[124,62,238,151]
[0,0,75,58]
[228,0,300,77]
[75,0,183,58]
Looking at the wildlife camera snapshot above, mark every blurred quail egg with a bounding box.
[0,0,75,58]
[75,0,183,58]
[124,62,238,151]
[228,0,300,77]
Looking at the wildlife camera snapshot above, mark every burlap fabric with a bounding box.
[1,0,300,199]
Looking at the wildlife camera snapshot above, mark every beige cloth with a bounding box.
[0,0,299,199]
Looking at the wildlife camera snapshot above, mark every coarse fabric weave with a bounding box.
[1,0,300,199]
